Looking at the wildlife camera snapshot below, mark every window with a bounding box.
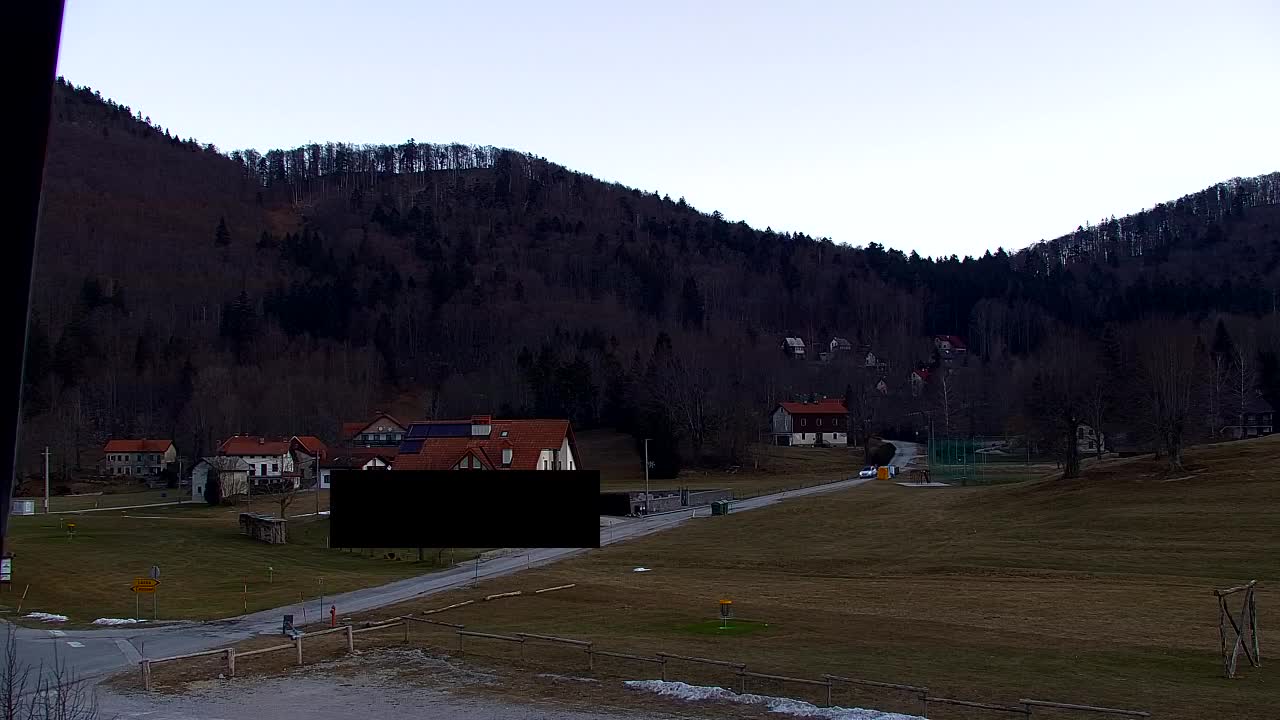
[261,463,268,475]
[500,430,509,438]
[272,463,279,472]
[800,418,807,428]
[817,419,822,427]
[502,448,513,466]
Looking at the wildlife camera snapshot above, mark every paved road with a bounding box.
[11,442,919,687]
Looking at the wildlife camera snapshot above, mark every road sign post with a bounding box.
[130,577,159,620]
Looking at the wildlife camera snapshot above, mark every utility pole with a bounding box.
[43,446,50,514]
[643,438,651,516]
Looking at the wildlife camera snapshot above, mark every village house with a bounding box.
[217,435,299,490]
[317,450,395,489]
[769,398,848,447]
[393,416,579,471]
[101,439,176,477]
[342,412,407,448]
[1077,424,1106,454]
[909,368,931,397]
[290,436,329,484]
[829,337,854,354]
[190,456,251,503]
[1221,395,1276,439]
[934,335,969,367]
[781,337,807,359]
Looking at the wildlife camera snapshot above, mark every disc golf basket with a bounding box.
[1216,580,1261,678]
[720,599,733,630]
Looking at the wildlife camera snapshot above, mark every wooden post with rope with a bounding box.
[1215,580,1260,678]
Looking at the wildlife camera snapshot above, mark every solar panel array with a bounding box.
[400,422,472,453]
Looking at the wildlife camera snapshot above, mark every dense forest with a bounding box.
[19,77,1280,479]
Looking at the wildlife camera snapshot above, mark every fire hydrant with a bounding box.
[330,605,336,627]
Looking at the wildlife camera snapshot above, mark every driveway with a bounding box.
[10,442,920,687]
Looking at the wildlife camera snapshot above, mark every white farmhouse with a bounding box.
[217,436,299,489]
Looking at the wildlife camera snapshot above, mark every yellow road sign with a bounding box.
[131,578,159,592]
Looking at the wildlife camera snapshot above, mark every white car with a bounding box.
[858,466,877,478]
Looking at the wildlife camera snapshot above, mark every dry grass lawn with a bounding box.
[199,435,1280,720]
[0,491,484,628]
[581,429,864,499]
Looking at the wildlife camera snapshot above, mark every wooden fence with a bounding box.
[137,616,1152,717]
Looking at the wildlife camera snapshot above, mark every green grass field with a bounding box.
[313,435,1280,720]
[12,488,187,512]
[1,493,483,628]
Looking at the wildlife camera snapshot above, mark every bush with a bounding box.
[870,441,897,467]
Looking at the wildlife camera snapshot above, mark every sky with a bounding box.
[55,0,1280,258]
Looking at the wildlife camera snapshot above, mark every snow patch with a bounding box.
[632,567,651,573]
[92,618,146,626]
[624,680,924,720]
[25,613,68,623]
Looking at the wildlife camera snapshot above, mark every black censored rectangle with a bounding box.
[328,470,600,548]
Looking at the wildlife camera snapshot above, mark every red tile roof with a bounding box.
[394,419,577,471]
[341,412,406,440]
[218,436,292,456]
[349,447,398,462]
[777,399,847,416]
[103,439,173,453]
[291,436,329,460]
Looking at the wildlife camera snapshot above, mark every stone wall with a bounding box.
[684,489,733,506]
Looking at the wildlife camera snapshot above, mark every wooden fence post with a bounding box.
[586,643,593,672]
[1251,587,1261,666]
[346,625,354,653]
[825,680,832,708]
[141,660,151,691]
[403,618,410,644]
[226,648,236,677]
[295,635,303,665]
[660,658,666,681]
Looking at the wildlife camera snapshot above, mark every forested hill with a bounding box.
[19,77,1280,477]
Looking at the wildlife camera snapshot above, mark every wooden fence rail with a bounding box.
[352,620,405,635]
[404,616,465,629]
[456,629,525,656]
[927,696,1030,716]
[823,674,928,716]
[738,670,832,706]
[656,652,745,669]
[591,650,668,680]
[516,633,593,670]
[141,648,234,690]
[134,620,1151,718]
[1021,699,1152,717]
[235,643,294,660]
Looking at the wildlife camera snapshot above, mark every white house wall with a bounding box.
[770,409,793,435]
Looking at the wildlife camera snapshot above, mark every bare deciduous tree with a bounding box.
[0,626,99,720]
[1134,318,1203,470]
[1024,330,1100,479]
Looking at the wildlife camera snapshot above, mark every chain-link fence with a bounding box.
[927,436,1052,486]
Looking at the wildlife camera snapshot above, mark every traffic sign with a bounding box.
[131,578,159,593]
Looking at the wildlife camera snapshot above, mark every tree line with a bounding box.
[18,78,1280,481]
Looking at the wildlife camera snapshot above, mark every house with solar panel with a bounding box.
[394,415,580,471]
